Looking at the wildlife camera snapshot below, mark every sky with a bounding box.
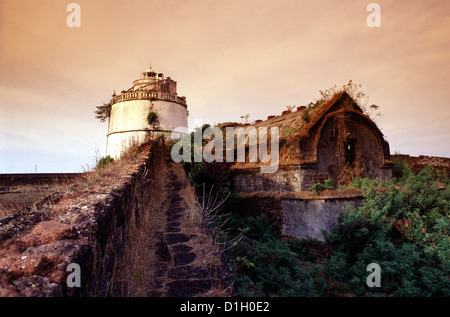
[0,0,449,173]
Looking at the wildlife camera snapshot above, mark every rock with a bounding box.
[155,242,171,262]
[0,271,20,297]
[21,221,78,247]
[0,252,65,280]
[174,252,196,266]
[171,244,193,253]
[165,233,192,245]
[13,276,63,297]
[166,279,212,297]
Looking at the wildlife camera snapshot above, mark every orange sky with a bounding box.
[0,0,449,172]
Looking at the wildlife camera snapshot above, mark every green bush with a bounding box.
[229,237,326,297]
[301,109,311,123]
[311,178,334,195]
[227,214,276,242]
[286,239,317,262]
[97,155,114,169]
[324,166,450,296]
[147,111,158,125]
[351,176,374,190]
[392,156,412,181]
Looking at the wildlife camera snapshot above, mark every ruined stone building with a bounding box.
[103,69,394,240]
[106,66,188,159]
[226,91,393,192]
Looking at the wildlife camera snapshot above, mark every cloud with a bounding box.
[0,0,449,172]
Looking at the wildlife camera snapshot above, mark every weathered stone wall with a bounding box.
[298,165,329,191]
[0,139,229,297]
[232,165,302,193]
[281,198,362,240]
[237,193,362,241]
[0,141,157,296]
[392,154,450,176]
[232,164,332,192]
[315,112,392,183]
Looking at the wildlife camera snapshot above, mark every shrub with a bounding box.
[392,156,412,180]
[147,111,158,125]
[229,237,326,297]
[286,239,317,262]
[96,155,114,169]
[301,109,311,123]
[350,176,378,190]
[311,178,333,195]
[324,166,450,296]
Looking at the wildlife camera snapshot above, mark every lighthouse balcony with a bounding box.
[111,91,187,107]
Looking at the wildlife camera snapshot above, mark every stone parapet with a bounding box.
[112,90,187,107]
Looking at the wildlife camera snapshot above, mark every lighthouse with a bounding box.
[106,66,188,159]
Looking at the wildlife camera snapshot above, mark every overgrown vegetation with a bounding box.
[167,124,212,186]
[301,102,317,123]
[311,178,334,195]
[317,80,380,118]
[185,153,449,297]
[324,165,449,296]
[147,111,158,125]
[392,155,412,180]
[96,155,114,169]
[225,212,327,296]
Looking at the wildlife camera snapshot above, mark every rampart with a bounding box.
[0,173,81,186]
[0,139,229,297]
[392,154,450,175]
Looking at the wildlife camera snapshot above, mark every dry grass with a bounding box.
[174,164,227,267]
[0,203,20,219]
[195,279,234,297]
[172,163,233,296]
[0,183,69,220]
[172,162,201,226]
[116,140,168,297]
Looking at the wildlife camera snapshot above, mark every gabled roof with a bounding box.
[221,90,391,168]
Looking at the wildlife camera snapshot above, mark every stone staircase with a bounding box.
[147,162,231,297]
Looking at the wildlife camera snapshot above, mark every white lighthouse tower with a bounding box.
[106,66,188,159]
